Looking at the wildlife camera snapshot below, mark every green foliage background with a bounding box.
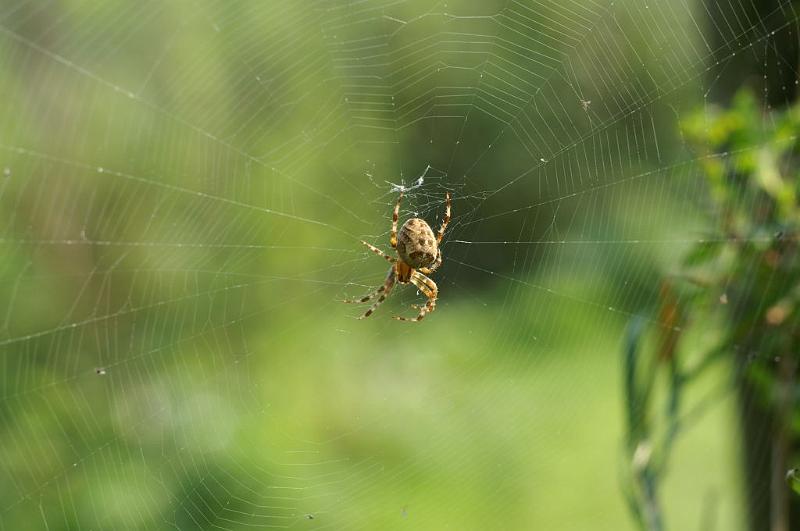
[2,0,793,529]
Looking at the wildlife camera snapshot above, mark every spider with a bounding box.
[344,191,451,322]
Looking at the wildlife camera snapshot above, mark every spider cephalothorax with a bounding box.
[344,191,451,322]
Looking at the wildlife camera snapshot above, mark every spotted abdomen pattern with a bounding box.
[396,218,437,269]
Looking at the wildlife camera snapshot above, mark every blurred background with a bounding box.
[1,0,799,529]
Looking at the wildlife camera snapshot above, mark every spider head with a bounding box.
[397,218,438,269]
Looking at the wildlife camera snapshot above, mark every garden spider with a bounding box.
[345,191,451,322]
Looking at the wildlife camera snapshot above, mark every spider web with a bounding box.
[0,0,795,529]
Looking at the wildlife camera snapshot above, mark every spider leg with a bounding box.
[359,267,396,319]
[361,240,396,263]
[390,192,403,249]
[342,284,386,304]
[418,249,442,275]
[394,271,438,322]
[435,192,451,244]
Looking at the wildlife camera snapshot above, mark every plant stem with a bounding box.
[771,353,796,531]
[642,469,663,531]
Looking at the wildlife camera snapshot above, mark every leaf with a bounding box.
[785,468,800,496]
[756,147,796,217]
[624,316,651,442]
[682,240,723,267]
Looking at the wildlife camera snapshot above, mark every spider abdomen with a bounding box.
[397,218,437,269]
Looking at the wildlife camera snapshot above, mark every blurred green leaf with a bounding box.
[786,469,800,497]
[682,240,724,267]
